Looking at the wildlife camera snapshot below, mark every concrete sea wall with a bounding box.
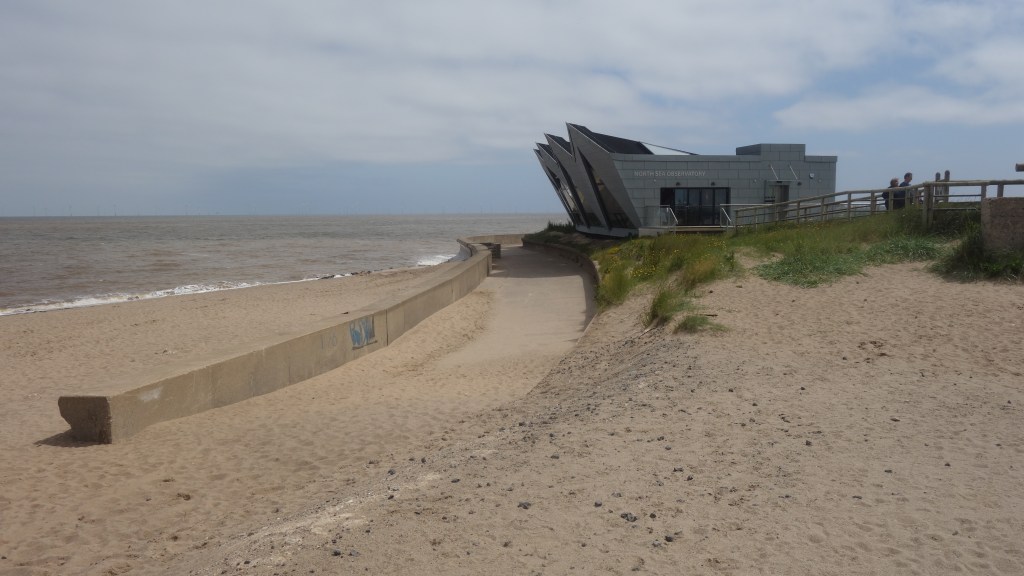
[58,238,500,443]
[521,238,600,284]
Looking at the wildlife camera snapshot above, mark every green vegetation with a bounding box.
[644,286,726,334]
[526,208,1020,330]
[675,313,726,334]
[540,220,576,235]
[523,221,616,257]
[644,284,691,327]
[931,222,1024,281]
[592,234,736,309]
[731,211,944,287]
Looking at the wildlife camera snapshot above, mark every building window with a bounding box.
[660,187,730,226]
[545,168,584,226]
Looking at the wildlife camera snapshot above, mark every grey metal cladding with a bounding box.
[534,148,573,218]
[567,124,641,229]
[545,133,606,228]
[568,123,652,154]
[536,145,585,225]
[533,148,558,189]
[546,134,572,153]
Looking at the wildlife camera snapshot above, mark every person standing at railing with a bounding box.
[884,177,899,210]
[893,176,908,209]
[899,172,913,205]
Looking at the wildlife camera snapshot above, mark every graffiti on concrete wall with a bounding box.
[320,330,338,351]
[350,316,377,349]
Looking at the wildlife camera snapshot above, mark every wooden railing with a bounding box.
[726,179,1024,230]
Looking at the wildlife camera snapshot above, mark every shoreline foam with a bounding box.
[0,259,458,317]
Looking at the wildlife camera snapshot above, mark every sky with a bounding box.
[1,0,1022,217]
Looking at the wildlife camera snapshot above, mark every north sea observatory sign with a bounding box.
[633,170,706,178]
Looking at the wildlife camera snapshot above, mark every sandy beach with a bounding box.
[0,246,592,575]
[2,249,1023,575]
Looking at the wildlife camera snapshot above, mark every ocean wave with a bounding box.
[0,262,454,317]
[0,280,281,316]
[415,253,457,267]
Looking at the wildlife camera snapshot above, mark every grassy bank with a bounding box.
[526,208,1021,332]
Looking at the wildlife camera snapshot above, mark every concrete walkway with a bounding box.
[436,244,596,369]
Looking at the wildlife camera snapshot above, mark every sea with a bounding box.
[0,214,564,316]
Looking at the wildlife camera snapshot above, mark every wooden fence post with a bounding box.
[922,184,934,228]
[933,171,946,203]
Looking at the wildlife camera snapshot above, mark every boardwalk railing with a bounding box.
[726,179,1024,230]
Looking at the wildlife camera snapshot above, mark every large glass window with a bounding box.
[661,187,730,226]
[546,168,583,226]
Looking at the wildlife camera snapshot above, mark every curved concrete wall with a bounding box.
[521,239,600,284]
[59,241,495,443]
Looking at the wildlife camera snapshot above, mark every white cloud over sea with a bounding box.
[1,0,1022,216]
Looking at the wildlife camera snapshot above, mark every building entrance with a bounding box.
[660,187,730,226]
[765,182,791,222]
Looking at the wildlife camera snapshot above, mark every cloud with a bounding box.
[934,37,1024,91]
[774,0,1024,132]
[775,83,1024,131]
[0,0,1022,213]
[0,1,899,164]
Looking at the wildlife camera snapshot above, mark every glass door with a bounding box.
[664,187,730,226]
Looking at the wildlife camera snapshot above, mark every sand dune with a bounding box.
[2,252,1022,575]
[185,261,1023,576]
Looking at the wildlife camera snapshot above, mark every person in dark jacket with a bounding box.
[898,172,913,206]
[883,177,899,209]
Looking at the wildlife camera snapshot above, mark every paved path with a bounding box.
[436,244,595,370]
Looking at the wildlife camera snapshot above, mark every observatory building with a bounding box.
[535,124,838,236]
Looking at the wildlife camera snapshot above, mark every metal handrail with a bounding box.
[719,206,734,228]
[659,205,679,226]
[730,179,1024,230]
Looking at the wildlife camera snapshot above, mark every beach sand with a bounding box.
[2,251,1023,575]
[0,246,592,575]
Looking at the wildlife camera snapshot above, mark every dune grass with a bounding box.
[931,221,1024,281]
[729,209,945,287]
[528,209,1018,329]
